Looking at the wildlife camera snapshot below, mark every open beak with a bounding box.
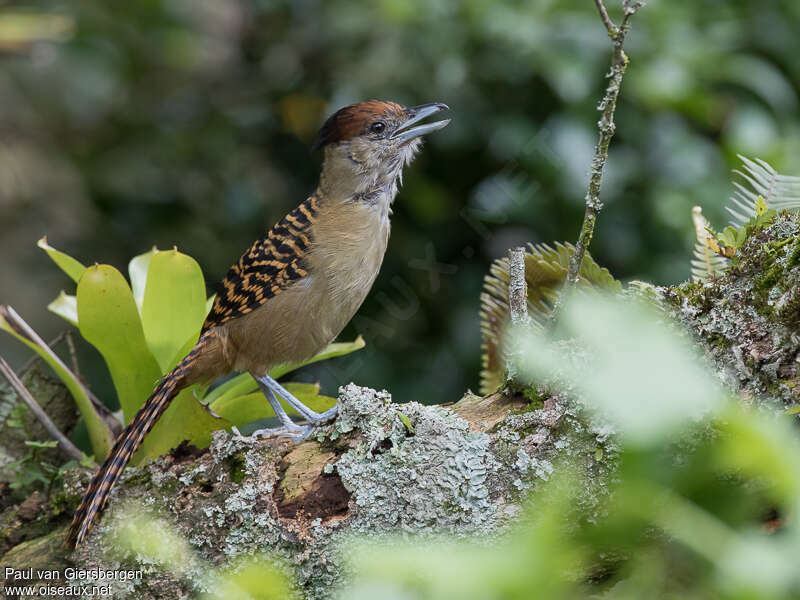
[391,103,450,143]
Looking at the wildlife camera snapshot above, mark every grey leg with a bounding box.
[255,374,338,425]
[249,382,313,442]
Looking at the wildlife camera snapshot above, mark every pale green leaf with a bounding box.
[129,246,158,312]
[77,264,163,424]
[140,249,207,372]
[398,412,415,434]
[37,236,86,283]
[47,291,78,327]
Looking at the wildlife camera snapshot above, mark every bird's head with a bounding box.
[314,100,449,200]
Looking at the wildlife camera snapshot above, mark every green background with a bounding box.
[1,0,798,407]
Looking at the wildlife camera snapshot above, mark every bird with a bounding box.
[65,99,450,548]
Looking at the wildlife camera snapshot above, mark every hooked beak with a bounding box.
[391,103,450,143]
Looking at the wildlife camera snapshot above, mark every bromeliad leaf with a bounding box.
[129,247,158,312]
[47,291,78,327]
[140,249,207,372]
[37,237,86,283]
[77,265,163,424]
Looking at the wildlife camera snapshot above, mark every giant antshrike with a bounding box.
[67,100,450,547]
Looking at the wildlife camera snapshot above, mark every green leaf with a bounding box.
[718,226,738,248]
[24,440,59,448]
[37,236,86,283]
[0,307,114,460]
[129,247,158,312]
[140,249,207,372]
[134,386,231,464]
[47,291,78,327]
[754,195,768,216]
[211,383,336,426]
[398,412,415,434]
[77,264,163,424]
[203,373,258,406]
[735,225,748,247]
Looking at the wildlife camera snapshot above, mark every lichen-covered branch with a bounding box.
[47,383,613,600]
[557,0,643,314]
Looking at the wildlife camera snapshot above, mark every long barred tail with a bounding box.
[66,350,197,548]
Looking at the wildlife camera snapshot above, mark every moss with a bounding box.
[48,489,81,517]
[706,333,731,351]
[752,263,783,316]
[124,468,153,488]
[226,451,247,484]
[668,212,800,408]
[672,281,712,311]
[787,238,800,268]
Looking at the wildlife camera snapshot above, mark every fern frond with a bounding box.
[727,155,800,226]
[479,242,619,395]
[690,206,728,282]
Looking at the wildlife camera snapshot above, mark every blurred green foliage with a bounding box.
[1,0,799,405]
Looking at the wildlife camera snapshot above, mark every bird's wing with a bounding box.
[201,195,320,332]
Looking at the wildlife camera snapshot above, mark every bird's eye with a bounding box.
[369,121,386,134]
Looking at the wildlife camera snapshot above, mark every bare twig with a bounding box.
[65,330,80,379]
[0,355,84,461]
[554,0,644,319]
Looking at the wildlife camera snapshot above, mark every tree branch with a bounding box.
[555,0,643,319]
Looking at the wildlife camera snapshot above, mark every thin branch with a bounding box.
[0,355,84,461]
[554,0,644,319]
[65,330,80,379]
[593,0,617,36]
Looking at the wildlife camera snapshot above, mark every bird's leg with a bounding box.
[248,382,313,442]
[255,374,338,425]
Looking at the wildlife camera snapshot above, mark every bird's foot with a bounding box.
[256,374,339,426]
